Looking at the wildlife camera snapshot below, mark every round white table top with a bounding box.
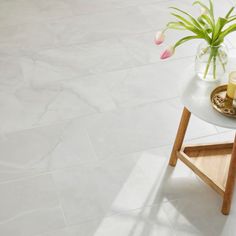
[181,65,236,130]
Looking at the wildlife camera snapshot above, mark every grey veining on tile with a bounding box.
[33,39,138,78]
[0,175,59,221]
[0,54,96,133]
[66,0,162,16]
[0,207,65,236]
[0,23,57,55]
[35,220,100,236]
[0,0,235,235]
[52,147,196,224]
[79,98,217,158]
[0,174,65,236]
[56,57,192,111]
[0,0,74,28]
[0,120,97,182]
[49,7,152,46]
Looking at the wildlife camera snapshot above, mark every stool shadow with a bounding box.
[127,164,228,236]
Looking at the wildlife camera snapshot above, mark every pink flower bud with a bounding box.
[155,31,165,45]
[160,46,175,59]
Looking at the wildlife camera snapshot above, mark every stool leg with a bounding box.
[221,134,236,215]
[169,107,191,167]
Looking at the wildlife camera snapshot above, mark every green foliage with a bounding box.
[166,0,236,49]
[163,0,235,79]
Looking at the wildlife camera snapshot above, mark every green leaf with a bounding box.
[193,0,216,27]
[206,28,212,33]
[173,21,199,33]
[170,7,203,29]
[170,13,207,37]
[225,6,235,19]
[198,16,212,33]
[227,16,236,23]
[171,13,194,27]
[199,14,214,30]
[174,35,201,48]
[217,23,236,42]
[177,21,207,39]
[198,16,206,26]
[170,6,212,42]
[208,0,215,22]
[167,22,186,30]
[213,17,228,41]
[193,0,210,13]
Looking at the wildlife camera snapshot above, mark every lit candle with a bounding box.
[227,71,236,99]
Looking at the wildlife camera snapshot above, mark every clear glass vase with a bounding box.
[195,42,228,82]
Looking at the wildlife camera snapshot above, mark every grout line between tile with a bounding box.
[0,128,233,185]
[0,95,181,136]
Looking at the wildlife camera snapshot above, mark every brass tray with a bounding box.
[210,85,236,118]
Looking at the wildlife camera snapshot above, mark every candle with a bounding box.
[233,90,236,108]
[227,71,236,99]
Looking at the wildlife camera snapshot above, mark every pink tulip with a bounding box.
[155,31,165,45]
[160,46,175,59]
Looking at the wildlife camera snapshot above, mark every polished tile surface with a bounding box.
[0,0,235,235]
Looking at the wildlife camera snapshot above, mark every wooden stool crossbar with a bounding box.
[169,107,236,215]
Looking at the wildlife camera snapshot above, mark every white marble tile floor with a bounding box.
[0,0,236,235]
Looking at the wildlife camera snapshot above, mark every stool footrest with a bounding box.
[177,142,233,196]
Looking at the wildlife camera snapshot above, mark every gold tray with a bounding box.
[210,85,236,118]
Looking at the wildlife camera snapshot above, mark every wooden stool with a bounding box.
[169,107,236,215]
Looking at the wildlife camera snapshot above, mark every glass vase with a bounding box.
[195,42,228,82]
